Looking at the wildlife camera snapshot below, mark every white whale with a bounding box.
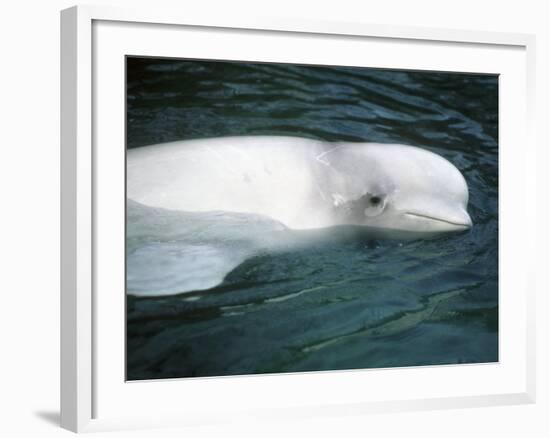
[127,136,472,235]
[126,136,472,296]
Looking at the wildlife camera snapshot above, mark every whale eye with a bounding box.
[364,193,386,218]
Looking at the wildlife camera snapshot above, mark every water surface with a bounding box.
[126,58,498,380]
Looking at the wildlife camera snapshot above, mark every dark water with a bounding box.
[126,57,498,380]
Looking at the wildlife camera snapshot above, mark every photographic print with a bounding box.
[126,57,498,380]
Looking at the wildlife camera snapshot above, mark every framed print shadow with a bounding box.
[61,5,536,433]
[125,58,498,381]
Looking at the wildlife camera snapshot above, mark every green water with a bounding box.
[126,58,498,380]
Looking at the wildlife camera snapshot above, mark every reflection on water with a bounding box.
[126,58,498,380]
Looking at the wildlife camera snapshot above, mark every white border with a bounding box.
[60,5,536,433]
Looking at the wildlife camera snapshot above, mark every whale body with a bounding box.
[127,136,472,235]
[126,136,472,296]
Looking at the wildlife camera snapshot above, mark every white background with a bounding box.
[0,0,547,437]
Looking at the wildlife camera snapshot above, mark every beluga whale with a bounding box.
[126,136,472,296]
[127,136,472,236]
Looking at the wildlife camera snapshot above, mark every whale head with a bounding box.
[327,143,472,237]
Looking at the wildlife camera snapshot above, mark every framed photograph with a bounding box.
[61,5,536,433]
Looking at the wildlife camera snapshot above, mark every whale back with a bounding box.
[128,136,334,228]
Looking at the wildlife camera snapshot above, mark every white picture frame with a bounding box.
[60,4,537,433]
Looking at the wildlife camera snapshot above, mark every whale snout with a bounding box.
[404,207,472,233]
[456,209,473,229]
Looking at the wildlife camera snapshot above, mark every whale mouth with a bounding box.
[404,212,472,230]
